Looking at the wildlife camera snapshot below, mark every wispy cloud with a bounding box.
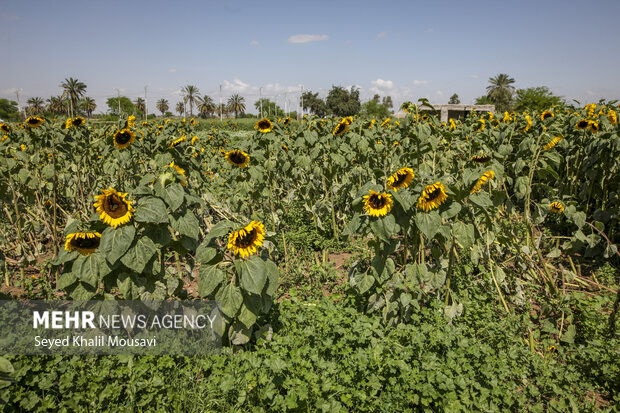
[288,34,328,44]
[413,80,428,85]
[249,40,259,46]
[168,68,177,73]
[223,78,252,93]
[377,31,387,39]
[470,74,479,79]
[371,78,394,90]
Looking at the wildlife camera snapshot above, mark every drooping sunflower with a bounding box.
[255,118,273,133]
[470,171,495,194]
[225,149,250,168]
[575,119,589,130]
[1,123,11,134]
[93,187,134,228]
[588,120,599,133]
[476,119,486,131]
[344,116,353,125]
[113,128,136,149]
[166,161,187,186]
[72,116,85,127]
[64,118,73,129]
[381,118,391,127]
[283,116,292,126]
[607,109,618,125]
[362,190,393,217]
[169,134,187,148]
[25,116,44,128]
[524,115,532,131]
[333,119,349,136]
[471,153,491,163]
[417,182,448,212]
[190,118,198,126]
[386,167,415,191]
[191,135,199,145]
[540,110,554,120]
[65,232,102,256]
[227,221,266,258]
[543,135,563,150]
[550,202,564,214]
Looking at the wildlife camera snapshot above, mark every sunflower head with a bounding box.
[381,118,391,127]
[284,116,292,125]
[255,118,273,133]
[25,116,44,128]
[607,109,618,125]
[65,232,101,256]
[0,123,10,134]
[417,182,448,212]
[64,118,73,129]
[166,161,187,186]
[550,202,564,214]
[387,167,415,192]
[471,153,491,163]
[333,119,349,136]
[225,149,250,168]
[190,118,197,126]
[543,135,563,150]
[94,187,134,228]
[227,221,266,258]
[113,129,136,149]
[169,134,187,148]
[362,190,393,217]
[575,119,589,130]
[540,110,554,120]
[588,120,599,133]
[470,170,495,194]
[72,117,85,127]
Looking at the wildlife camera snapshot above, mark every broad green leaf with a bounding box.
[198,265,226,297]
[171,210,199,239]
[469,193,493,208]
[264,260,280,297]
[239,256,267,295]
[216,282,243,318]
[156,182,185,212]
[351,272,374,294]
[57,272,77,290]
[369,214,399,242]
[196,245,218,264]
[99,225,135,264]
[237,302,259,329]
[452,222,475,249]
[229,321,252,345]
[415,211,442,240]
[134,197,168,224]
[74,253,100,287]
[120,237,157,274]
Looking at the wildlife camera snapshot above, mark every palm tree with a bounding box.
[80,97,97,118]
[227,94,246,118]
[27,97,45,115]
[181,85,199,117]
[156,99,169,116]
[176,102,185,117]
[134,97,146,114]
[197,95,215,118]
[60,77,87,117]
[47,96,65,115]
[486,74,515,112]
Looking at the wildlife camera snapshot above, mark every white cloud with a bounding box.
[249,40,259,46]
[377,31,387,39]
[413,80,428,85]
[168,68,177,73]
[223,78,252,92]
[371,78,394,90]
[435,90,444,98]
[470,74,479,79]
[288,34,328,44]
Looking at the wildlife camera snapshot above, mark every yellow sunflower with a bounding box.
[113,129,136,149]
[362,190,393,217]
[169,134,187,148]
[575,119,589,130]
[225,149,250,168]
[471,153,491,163]
[190,118,197,126]
[476,119,486,131]
[550,202,564,214]
[227,221,266,258]
[191,135,199,145]
[543,135,563,150]
[65,232,101,256]
[333,119,349,136]
[588,120,599,133]
[72,116,85,127]
[255,118,273,133]
[0,123,10,134]
[470,171,495,194]
[64,118,73,129]
[386,167,415,192]
[166,161,187,186]
[381,118,391,127]
[608,109,618,125]
[93,187,134,228]
[25,116,44,128]
[417,182,448,211]
[524,115,532,131]
[540,110,554,120]
[284,116,292,125]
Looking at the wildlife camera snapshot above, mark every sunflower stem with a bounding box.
[444,238,456,307]
[486,230,510,314]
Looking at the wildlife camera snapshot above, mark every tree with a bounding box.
[80,97,96,117]
[301,91,327,117]
[156,99,169,116]
[449,94,460,104]
[326,86,361,117]
[512,87,565,112]
[134,97,146,114]
[382,96,393,110]
[486,73,515,112]
[176,102,185,117]
[106,96,134,116]
[372,94,381,104]
[227,94,246,118]
[254,99,283,117]
[475,95,494,105]
[0,99,19,120]
[26,97,45,115]
[181,85,199,117]
[60,77,87,117]
[47,96,67,115]
[361,99,390,118]
[197,95,215,118]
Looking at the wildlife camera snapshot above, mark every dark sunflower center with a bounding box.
[71,236,100,249]
[393,172,408,186]
[116,132,131,144]
[27,118,39,125]
[577,121,588,128]
[335,123,346,134]
[1,125,9,133]
[73,119,83,126]
[473,155,490,163]
[259,120,271,129]
[426,188,441,201]
[104,195,128,218]
[236,229,257,248]
[369,194,387,209]
[230,152,246,165]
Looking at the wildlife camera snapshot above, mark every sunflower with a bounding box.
[344,116,353,125]
[588,120,599,133]
[449,119,457,130]
[255,118,273,133]
[550,202,564,214]
[283,116,292,125]
[126,115,136,129]
[72,116,85,127]
[540,110,554,120]
[368,119,376,129]
[471,153,491,163]
[1,123,11,134]
[166,161,187,186]
[113,129,136,149]
[362,190,393,217]
[169,134,187,148]
[25,116,44,128]
[381,118,391,127]
[386,167,415,192]
[227,221,266,258]
[575,119,589,130]
[64,118,73,129]
[608,109,618,125]
[470,171,495,194]
[333,119,349,136]
[524,115,532,131]
[190,118,197,126]
[94,187,134,228]
[225,149,250,168]
[417,182,448,212]
[543,135,563,150]
[476,119,485,131]
[191,135,199,145]
[65,232,101,255]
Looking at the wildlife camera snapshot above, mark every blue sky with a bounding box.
[2,0,619,114]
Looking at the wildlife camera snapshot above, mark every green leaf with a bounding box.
[415,211,442,240]
[99,225,135,264]
[571,211,586,229]
[74,253,101,287]
[351,272,374,294]
[42,164,55,179]
[134,197,169,224]
[0,357,14,374]
[369,214,399,242]
[237,302,259,329]
[469,193,493,209]
[204,220,237,243]
[156,182,185,212]
[440,201,462,219]
[196,245,218,264]
[198,265,226,297]
[171,210,199,239]
[239,256,267,295]
[216,282,243,318]
[57,272,77,290]
[264,260,279,297]
[452,222,475,250]
[120,237,157,274]
[229,321,252,345]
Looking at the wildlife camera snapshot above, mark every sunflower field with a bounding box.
[0,103,619,411]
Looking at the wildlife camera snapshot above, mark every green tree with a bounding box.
[449,93,461,104]
[80,97,96,117]
[176,102,185,117]
[486,73,515,112]
[382,96,393,110]
[254,98,283,117]
[512,87,565,112]
[156,99,169,116]
[0,99,19,120]
[47,96,68,115]
[326,86,361,117]
[182,85,199,117]
[197,95,215,118]
[106,96,134,116]
[372,94,381,103]
[26,97,45,115]
[227,94,246,118]
[301,91,327,117]
[361,99,390,118]
[475,95,494,105]
[60,77,87,117]
[134,97,146,114]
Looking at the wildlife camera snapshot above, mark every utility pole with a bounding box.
[259,87,263,118]
[219,84,223,121]
[113,88,121,116]
[144,85,148,121]
[15,89,24,120]
[300,85,304,119]
[284,92,287,116]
